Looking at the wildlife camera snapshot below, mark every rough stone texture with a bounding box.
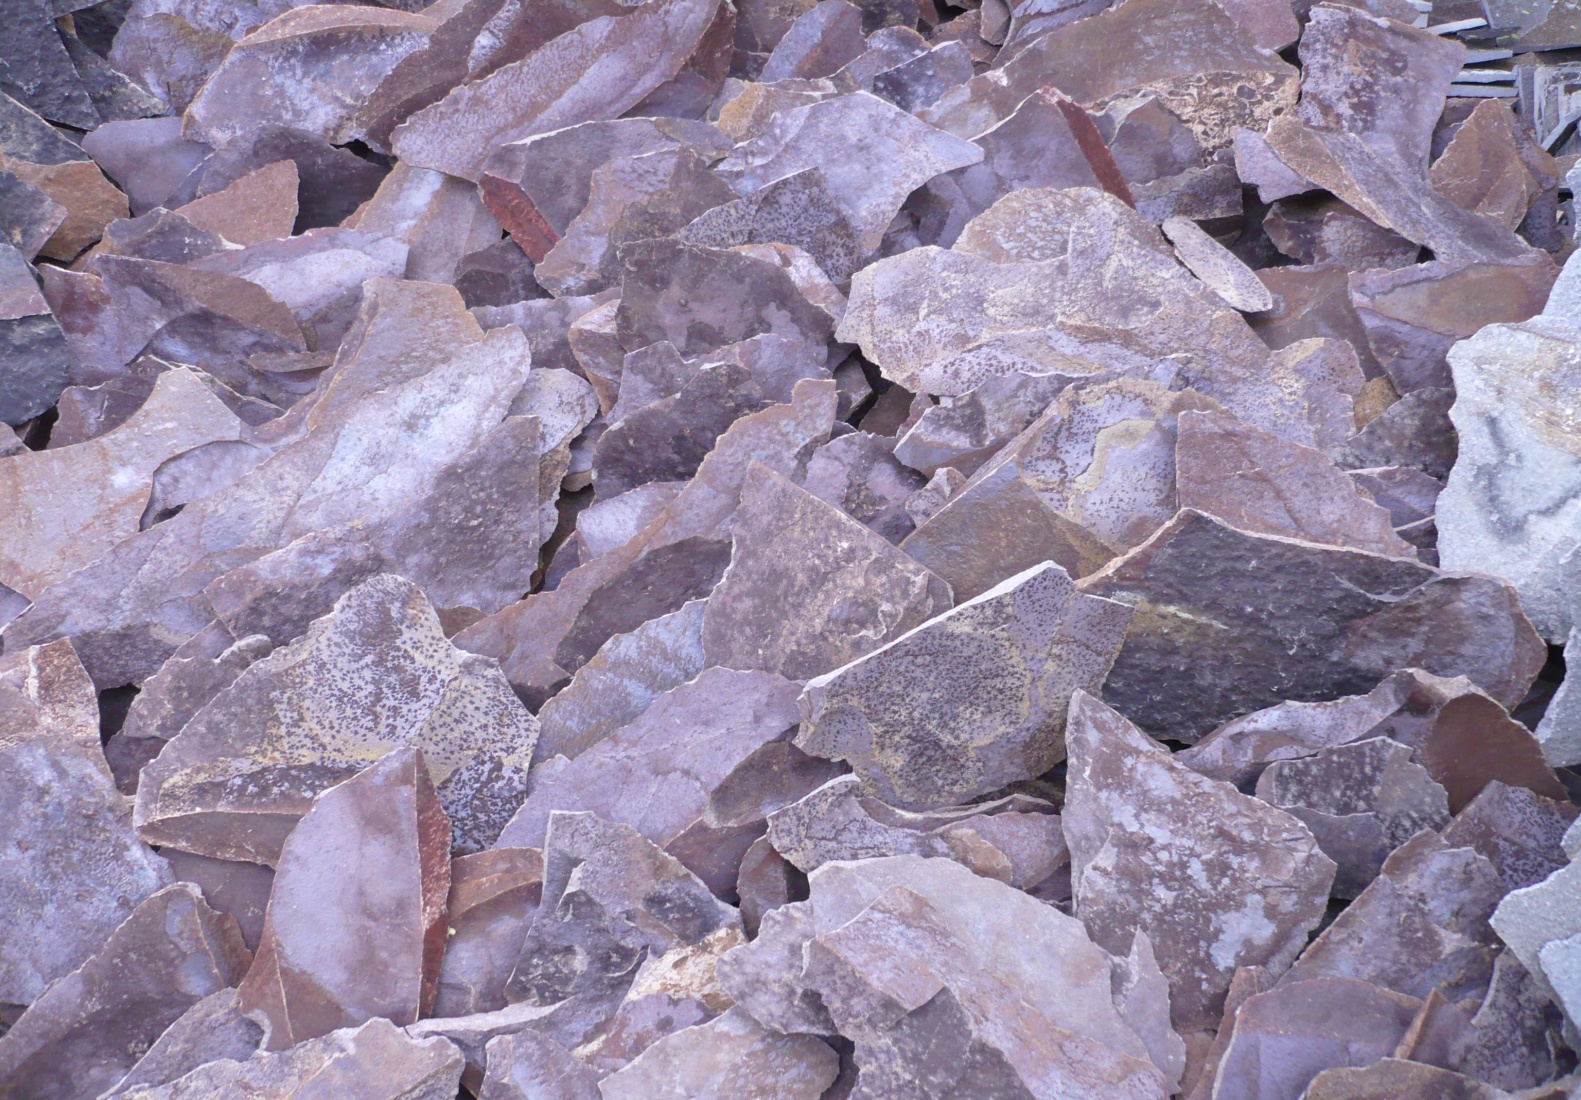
[701,462,951,681]
[1079,509,1545,741]
[115,1018,464,1100]
[0,640,172,1005]
[237,749,451,1049]
[797,562,1131,808]
[0,884,251,1100]
[1064,691,1336,1029]
[134,574,539,864]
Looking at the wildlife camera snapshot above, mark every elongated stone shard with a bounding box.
[134,574,539,864]
[1064,691,1336,1028]
[238,749,451,1049]
[798,562,1132,808]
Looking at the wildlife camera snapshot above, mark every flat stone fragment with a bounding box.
[238,749,451,1050]
[1078,509,1545,740]
[1174,408,1415,558]
[0,367,242,599]
[1443,781,1579,895]
[1540,625,1581,768]
[1282,831,1503,1003]
[1437,298,1581,644]
[599,1008,839,1100]
[1161,216,1273,312]
[798,562,1131,808]
[115,1018,464,1100]
[892,369,1073,479]
[716,855,1174,1097]
[100,988,263,1098]
[702,462,951,680]
[0,240,71,424]
[1255,736,1449,896]
[433,848,543,1019]
[678,167,866,284]
[799,430,924,545]
[1210,979,1424,1100]
[504,811,742,1048]
[1303,1058,1516,1100]
[0,640,172,1005]
[0,884,251,1100]
[391,0,725,181]
[717,90,982,250]
[173,160,300,248]
[134,574,539,864]
[1064,691,1336,1029]
[0,168,65,259]
[495,667,822,889]
[475,1030,600,1100]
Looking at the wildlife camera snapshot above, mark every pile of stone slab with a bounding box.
[3,0,1581,1096]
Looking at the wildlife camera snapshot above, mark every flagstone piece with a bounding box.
[135,574,538,864]
[115,1018,464,1100]
[1255,737,1450,896]
[1303,1059,1515,1100]
[1248,264,1383,379]
[0,640,173,1006]
[0,0,97,129]
[758,0,865,81]
[798,562,1129,808]
[105,10,232,115]
[1431,100,1539,232]
[0,169,64,259]
[504,812,741,1048]
[1064,691,1336,1028]
[476,1030,600,1100]
[1078,509,1544,740]
[1443,782,1579,895]
[717,90,982,250]
[1263,193,1421,270]
[679,167,867,285]
[701,462,951,680]
[0,368,241,599]
[1174,408,1415,557]
[717,854,1174,1095]
[101,988,263,1099]
[892,368,1072,478]
[1211,979,1423,1100]
[1161,216,1273,313]
[0,884,250,1100]
[600,1008,839,1100]
[1283,831,1503,1002]
[433,849,543,1019]
[799,429,924,544]
[236,749,449,1050]
[0,241,71,425]
[496,667,831,894]
[391,0,725,182]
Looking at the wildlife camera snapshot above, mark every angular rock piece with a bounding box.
[0,169,64,259]
[1303,1059,1515,1100]
[0,240,70,424]
[0,640,172,1005]
[101,988,262,1098]
[1444,782,1579,894]
[679,167,866,285]
[115,1018,463,1100]
[799,430,924,544]
[0,884,250,1100]
[135,574,539,864]
[1079,509,1545,740]
[497,667,835,894]
[1210,979,1423,1100]
[600,1008,838,1100]
[1254,737,1449,896]
[798,562,1131,808]
[476,1030,600,1100]
[173,160,299,248]
[433,849,544,1020]
[1437,309,1581,644]
[702,462,951,680]
[717,855,1173,1096]
[391,0,725,181]
[1064,691,1336,1028]
[1174,408,1415,558]
[1161,216,1273,313]
[0,368,241,599]
[1282,831,1503,1002]
[238,750,451,1050]
[717,90,982,250]
[504,811,741,1047]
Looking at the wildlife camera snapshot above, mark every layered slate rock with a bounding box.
[496,666,835,895]
[1063,691,1336,1028]
[1079,509,1545,741]
[0,884,251,1100]
[701,462,951,681]
[134,574,539,864]
[115,1018,464,1100]
[717,854,1177,1097]
[237,749,451,1049]
[797,562,1132,808]
[0,640,171,1005]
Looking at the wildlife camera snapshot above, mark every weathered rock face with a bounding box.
[1079,509,1545,741]
[797,562,1132,808]
[237,749,451,1049]
[134,574,539,865]
[1064,691,1336,1029]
